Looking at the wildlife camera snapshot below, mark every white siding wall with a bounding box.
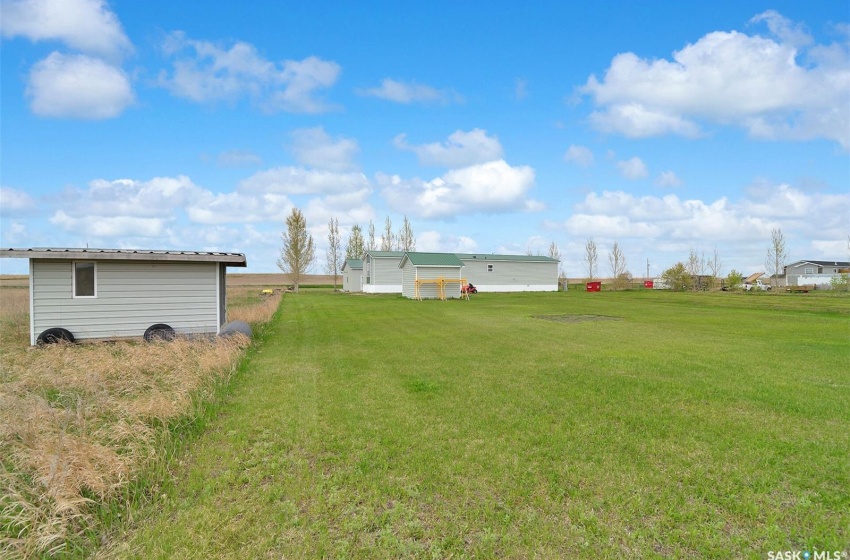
[401,260,416,298]
[31,259,220,341]
[363,256,402,293]
[461,259,557,291]
[343,267,362,292]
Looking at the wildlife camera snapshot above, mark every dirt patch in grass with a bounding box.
[533,314,622,323]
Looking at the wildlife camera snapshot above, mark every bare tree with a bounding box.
[277,207,315,293]
[707,247,722,290]
[367,220,376,251]
[345,224,365,260]
[686,249,703,291]
[397,215,415,252]
[326,218,342,291]
[766,228,788,289]
[608,241,627,290]
[380,216,394,251]
[584,238,598,281]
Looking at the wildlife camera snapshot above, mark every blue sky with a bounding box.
[1,0,848,276]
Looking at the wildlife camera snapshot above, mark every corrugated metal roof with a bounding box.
[400,252,463,267]
[456,253,559,263]
[342,258,363,270]
[364,250,406,258]
[0,247,247,266]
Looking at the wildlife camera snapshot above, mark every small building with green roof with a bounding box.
[362,250,405,293]
[341,258,363,292]
[400,252,465,299]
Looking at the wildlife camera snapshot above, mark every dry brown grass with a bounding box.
[0,284,281,558]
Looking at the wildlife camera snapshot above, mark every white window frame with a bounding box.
[487,264,494,272]
[73,261,97,298]
[804,267,814,274]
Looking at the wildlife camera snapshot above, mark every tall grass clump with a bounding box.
[0,286,282,558]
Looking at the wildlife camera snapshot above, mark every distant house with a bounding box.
[0,248,246,345]
[362,250,405,293]
[785,260,850,288]
[456,253,559,292]
[341,258,363,292]
[400,252,464,299]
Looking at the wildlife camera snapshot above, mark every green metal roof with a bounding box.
[342,258,362,270]
[400,252,463,267]
[365,250,406,258]
[455,253,559,263]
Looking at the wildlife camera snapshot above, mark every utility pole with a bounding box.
[646,258,650,280]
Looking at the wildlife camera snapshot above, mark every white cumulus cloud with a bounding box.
[0,187,36,215]
[159,32,341,113]
[358,78,461,104]
[564,145,594,167]
[0,0,132,59]
[239,167,371,195]
[394,129,504,167]
[290,127,359,171]
[380,159,539,219]
[581,11,850,148]
[26,52,133,119]
[616,157,649,180]
[656,171,683,188]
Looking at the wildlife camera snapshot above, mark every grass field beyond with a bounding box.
[109,290,849,558]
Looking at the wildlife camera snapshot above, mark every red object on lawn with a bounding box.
[586,281,602,292]
[644,280,654,289]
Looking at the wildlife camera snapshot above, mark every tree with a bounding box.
[706,247,722,291]
[367,220,376,251]
[766,227,788,290]
[727,269,744,291]
[380,216,394,251]
[584,238,598,281]
[686,249,704,291]
[277,207,315,293]
[608,241,627,290]
[345,224,365,260]
[326,218,342,291]
[662,262,691,292]
[397,215,415,252]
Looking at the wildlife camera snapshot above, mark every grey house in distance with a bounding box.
[362,250,405,293]
[784,260,849,287]
[341,258,363,292]
[0,248,246,345]
[456,253,559,292]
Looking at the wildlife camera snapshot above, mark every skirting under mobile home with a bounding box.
[0,248,246,345]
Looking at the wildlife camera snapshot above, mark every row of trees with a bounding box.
[278,208,416,292]
[280,210,805,294]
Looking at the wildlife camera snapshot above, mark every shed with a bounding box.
[400,252,464,300]
[362,250,405,293]
[455,253,558,292]
[341,258,363,292]
[0,248,247,345]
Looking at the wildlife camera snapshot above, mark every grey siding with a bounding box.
[370,256,403,285]
[31,259,220,341]
[343,267,362,292]
[401,260,416,298]
[461,259,557,290]
[402,263,462,299]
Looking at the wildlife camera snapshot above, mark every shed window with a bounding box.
[487,264,494,272]
[74,262,96,297]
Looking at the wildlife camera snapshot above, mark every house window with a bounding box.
[487,264,494,272]
[804,267,814,274]
[73,262,96,297]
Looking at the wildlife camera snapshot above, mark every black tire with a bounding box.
[144,323,176,342]
[37,327,75,345]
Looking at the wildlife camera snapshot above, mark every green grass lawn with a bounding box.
[106,290,850,559]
